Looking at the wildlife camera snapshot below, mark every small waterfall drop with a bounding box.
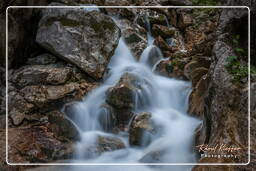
[67,14,200,171]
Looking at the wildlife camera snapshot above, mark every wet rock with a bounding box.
[129,112,154,146]
[139,150,163,163]
[189,75,210,118]
[98,103,117,132]
[48,110,80,141]
[154,36,171,51]
[106,73,151,128]
[152,24,176,38]
[190,67,208,87]
[8,126,75,163]
[177,12,193,30]
[142,45,165,68]
[36,4,121,79]
[10,65,72,88]
[106,73,139,109]
[155,57,189,80]
[97,135,125,152]
[26,54,57,65]
[117,19,147,59]
[80,135,125,159]
[183,60,202,79]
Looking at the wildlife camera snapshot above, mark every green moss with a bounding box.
[225,55,248,82]
[224,33,250,82]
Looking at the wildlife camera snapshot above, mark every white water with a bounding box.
[66,17,200,171]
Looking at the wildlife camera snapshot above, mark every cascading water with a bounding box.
[67,13,201,171]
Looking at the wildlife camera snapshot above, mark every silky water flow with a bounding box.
[66,14,201,171]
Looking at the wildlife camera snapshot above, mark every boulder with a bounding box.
[106,73,152,128]
[106,73,140,109]
[152,24,176,38]
[78,134,125,159]
[36,4,121,79]
[155,58,189,80]
[97,135,125,153]
[20,82,93,110]
[10,65,72,88]
[129,112,154,146]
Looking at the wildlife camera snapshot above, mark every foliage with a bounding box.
[225,34,250,82]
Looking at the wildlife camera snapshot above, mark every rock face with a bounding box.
[36,4,121,79]
[190,7,251,168]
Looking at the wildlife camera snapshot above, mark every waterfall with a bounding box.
[66,15,200,171]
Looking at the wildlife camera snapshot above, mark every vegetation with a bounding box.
[225,35,251,82]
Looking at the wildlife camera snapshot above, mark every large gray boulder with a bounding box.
[36,4,121,79]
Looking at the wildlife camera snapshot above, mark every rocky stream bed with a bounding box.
[0,0,256,171]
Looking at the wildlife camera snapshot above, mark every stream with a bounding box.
[66,11,201,171]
